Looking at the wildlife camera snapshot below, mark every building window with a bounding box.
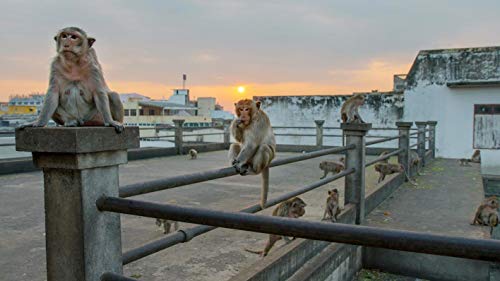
[149,109,155,115]
[130,109,137,116]
[124,109,129,116]
[139,109,144,116]
[474,104,500,149]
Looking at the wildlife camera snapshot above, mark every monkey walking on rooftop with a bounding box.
[19,27,124,132]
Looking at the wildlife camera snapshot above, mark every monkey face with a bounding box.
[55,27,95,57]
[234,99,260,126]
[290,198,307,218]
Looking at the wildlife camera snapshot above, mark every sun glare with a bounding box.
[237,86,245,93]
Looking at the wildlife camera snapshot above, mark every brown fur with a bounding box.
[245,197,306,257]
[155,218,179,234]
[19,27,124,132]
[229,99,276,208]
[374,162,416,186]
[323,189,342,222]
[471,150,481,163]
[340,94,365,123]
[319,160,345,179]
[472,196,499,228]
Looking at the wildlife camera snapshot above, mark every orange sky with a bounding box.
[0,60,411,110]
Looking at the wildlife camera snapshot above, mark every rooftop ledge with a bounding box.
[447,79,500,88]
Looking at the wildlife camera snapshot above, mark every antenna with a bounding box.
[182,74,187,89]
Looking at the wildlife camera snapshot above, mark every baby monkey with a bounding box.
[319,158,345,179]
[188,148,198,160]
[322,189,342,222]
[471,196,499,234]
[245,197,306,257]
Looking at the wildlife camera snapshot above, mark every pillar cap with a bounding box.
[396,121,413,128]
[314,120,325,126]
[415,121,427,126]
[341,123,372,132]
[427,121,438,125]
[16,127,139,153]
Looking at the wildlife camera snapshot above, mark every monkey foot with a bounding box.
[107,121,124,133]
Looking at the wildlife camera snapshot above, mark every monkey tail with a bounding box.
[260,167,270,209]
[244,248,263,255]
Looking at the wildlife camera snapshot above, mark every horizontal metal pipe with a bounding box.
[183,133,224,136]
[410,143,419,148]
[409,131,420,136]
[98,197,500,263]
[272,126,315,129]
[274,133,316,137]
[120,168,354,264]
[365,148,404,167]
[0,143,15,146]
[323,134,343,137]
[100,272,138,281]
[365,135,396,139]
[365,135,401,146]
[323,127,341,130]
[119,145,354,198]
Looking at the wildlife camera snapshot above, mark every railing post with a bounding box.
[173,119,185,155]
[427,121,438,159]
[223,120,232,149]
[15,127,139,281]
[315,120,325,149]
[341,123,371,224]
[396,122,413,179]
[415,121,427,167]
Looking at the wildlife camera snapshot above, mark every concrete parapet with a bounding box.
[15,127,139,281]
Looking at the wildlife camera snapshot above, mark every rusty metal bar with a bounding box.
[119,144,355,197]
[119,168,354,264]
[98,197,500,263]
[365,135,401,146]
[100,272,139,281]
[365,148,404,167]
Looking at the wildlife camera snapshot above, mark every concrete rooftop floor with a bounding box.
[0,150,490,281]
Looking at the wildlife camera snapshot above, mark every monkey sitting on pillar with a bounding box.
[19,27,124,132]
[245,197,306,257]
[322,189,342,222]
[340,94,365,123]
[229,99,276,208]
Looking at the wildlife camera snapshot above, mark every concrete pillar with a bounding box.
[427,121,438,159]
[223,120,232,149]
[415,122,427,167]
[315,120,325,149]
[396,122,413,179]
[15,127,139,281]
[341,123,371,224]
[173,119,185,155]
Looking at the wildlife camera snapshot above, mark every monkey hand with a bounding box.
[106,121,124,133]
[18,120,47,130]
[233,161,250,175]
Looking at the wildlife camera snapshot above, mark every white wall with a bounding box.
[404,84,500,167]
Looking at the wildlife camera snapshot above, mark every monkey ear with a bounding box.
[54,35,58,42]
[88,37,96,47]
[328,190,332,195]
[255,101,261,109]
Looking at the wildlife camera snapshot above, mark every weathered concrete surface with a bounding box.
[0,150,386,281]
[364,158,492,280]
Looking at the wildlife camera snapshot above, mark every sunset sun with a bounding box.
[237,86,245,93]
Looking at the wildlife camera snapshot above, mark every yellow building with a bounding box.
[6,94,44,115]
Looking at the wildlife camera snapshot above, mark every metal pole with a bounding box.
[397,122,412,178]
[97,197,500,263]
[315,120,325,149]
[341,123,371,224]
[427,121,437,159]
[415,122,427,167]
[173,119,185,155]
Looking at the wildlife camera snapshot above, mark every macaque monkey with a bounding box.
[340,94,365,123]
[410,150,423,175]
[229,99,276,208]
[319,160,345,179]
[245,197,306,257]
[374,162,416,186]
[322,189,342,222]
[155,218,179,234]
[458,158,471,166]
[472,196,499,227]
[188,148,198,159]
[19,27,124,132]
[471,150,481,163]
